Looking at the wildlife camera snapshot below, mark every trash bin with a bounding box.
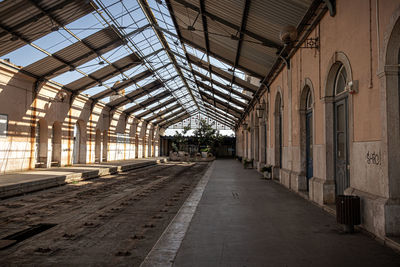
[336,195,360,233]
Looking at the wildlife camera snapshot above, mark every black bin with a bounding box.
[336,195,360,233]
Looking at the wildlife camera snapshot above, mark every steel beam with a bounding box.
[203,103,238,123]
[155,108,186,125]
[201,94,242,119]
[199,111,235,128]
[161,113,190,128]
[196,81,247,108]
[146,103,181,122]
[91,69,153,100]
[172,0,282,49]
[108,80,163,109]
[228,0,251,114]
[192,71,251,101]
[125,90,171,114]
[0,0,71,39]
[185,53,258,93]
[135,98,176,118]
[181,37,264,79]
[138,0,199,110]
[201,109,236,127]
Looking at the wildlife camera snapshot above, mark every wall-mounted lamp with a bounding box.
[49,90,67,103]
[279,25,297,45]
[280,25,319,49]
[256,104,264,118]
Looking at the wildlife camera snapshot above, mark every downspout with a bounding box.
[375,0,380,73]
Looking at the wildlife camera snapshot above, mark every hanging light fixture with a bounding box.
[256,104,264,118]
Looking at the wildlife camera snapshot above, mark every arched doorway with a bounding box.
[51,121,62,167]
[35,119,48,168]
[72,120,86,164]
[274,92,282,173]
[322,52,353,205]
[259,100,267,165]
[333,65,349,196]
[95,129,101,163]
[241,130,245,159]
[248,114,253,160]
[300,84,313,191]
[254,111,259,164]
[72,123,80,164]
[130,122,137,159]
[383,15,400,235]
[102,130,108,162]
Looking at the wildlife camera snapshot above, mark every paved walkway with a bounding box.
[0,157,166,199]
[148,159,400,267]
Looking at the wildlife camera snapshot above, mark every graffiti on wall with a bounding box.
[366,151,381,165]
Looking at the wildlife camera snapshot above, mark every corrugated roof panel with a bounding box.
[205,0,244,27]
[207,19,237,59]
[0,0,94,56]
[22,26,124,79]
[246,0,312,45]
[238,38,277,73]
[208,38,236,66]
[65,54,141,92]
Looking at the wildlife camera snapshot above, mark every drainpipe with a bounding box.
[375,0,381,73]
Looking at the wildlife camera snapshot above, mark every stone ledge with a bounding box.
[0,159,164,199]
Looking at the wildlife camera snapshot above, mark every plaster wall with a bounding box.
[0,61,160,173]
[236,0,400,238]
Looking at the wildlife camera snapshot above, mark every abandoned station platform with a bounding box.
[144,160,400,266]
[1,0,400,265]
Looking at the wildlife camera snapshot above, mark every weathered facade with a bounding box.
[236,1,400,239]
[0,60,161,173]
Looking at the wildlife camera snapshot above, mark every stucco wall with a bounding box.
[0,61,160,173]
[236,0,400,238]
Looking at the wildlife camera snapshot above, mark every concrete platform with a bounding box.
[0,157,167,199]
[144,159,400,267]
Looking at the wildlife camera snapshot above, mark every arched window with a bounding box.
[334,65,347,96]
[306,90,312,111]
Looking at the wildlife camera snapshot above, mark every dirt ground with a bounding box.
[0,162,210,266]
